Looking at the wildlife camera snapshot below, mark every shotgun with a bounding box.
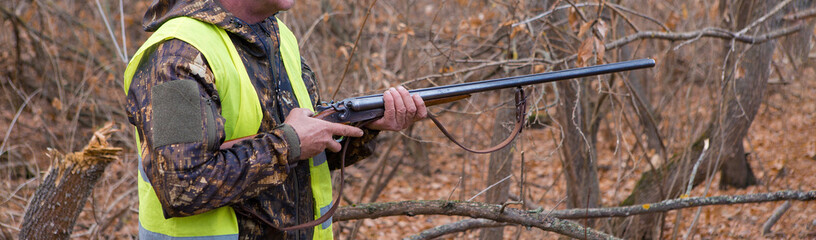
[222,58,655,148]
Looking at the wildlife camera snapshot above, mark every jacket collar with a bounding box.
[142,0,277,51]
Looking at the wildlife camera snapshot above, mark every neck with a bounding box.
[218,0,277,24]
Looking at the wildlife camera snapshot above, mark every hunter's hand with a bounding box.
[285,108,364,160]
[367,86,428,131]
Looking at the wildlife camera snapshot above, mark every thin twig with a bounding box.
[298,11,348,46]
[0,178,37,207]
[404,219,508,240]
[118,0,127,61]
[468,175,512,201]
[736,0,794,36]
[514,2,669,31]
[509,193,542,210]
[609,4,640,33]
[684,139,709,196]
[405,58,552,85]
[784,7,816,20]
[94,0,125,63]
[551,23,806,65]
[605,24,804,49]
[0,89,41,156]
[762,200,792,235]
[0,6,113,75]
[563,0,588,23]
[331,0,379,99]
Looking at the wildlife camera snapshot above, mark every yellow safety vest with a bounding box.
[123,17,334,239]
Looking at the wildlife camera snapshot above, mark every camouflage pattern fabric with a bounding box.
[126,0,379,239]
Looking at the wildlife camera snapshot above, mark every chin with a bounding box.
[274,0,295,11]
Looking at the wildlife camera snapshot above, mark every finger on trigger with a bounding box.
[332,123,364,137]
[327,140,342,152]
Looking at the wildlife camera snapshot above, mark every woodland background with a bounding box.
[1,0,816,239]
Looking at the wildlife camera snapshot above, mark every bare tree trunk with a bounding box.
[19,123,121,240]
[478,1,550,236]
[618,1,787,238]
[716,0,792,190]
[615,11,665,158]
[556,79,601,222]
[479,89,517,240]
[538,1,603,231]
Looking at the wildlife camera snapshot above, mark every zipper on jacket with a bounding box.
[204,98,218,151]
[248,19,287,124]
[244,17,303,235]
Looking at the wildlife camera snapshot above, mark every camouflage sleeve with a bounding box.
[125,39,297,218]
[299,58,380,170]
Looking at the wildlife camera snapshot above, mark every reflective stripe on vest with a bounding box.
[276,19,335,240]
[123,16,334,239]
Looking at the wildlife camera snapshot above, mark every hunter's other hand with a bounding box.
[285,108,364,160]
[367,86,428,131]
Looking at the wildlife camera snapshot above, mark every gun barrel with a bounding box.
[343,58,655,111]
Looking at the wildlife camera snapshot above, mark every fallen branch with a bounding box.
[404,219,508,240]
[19,122,121,240]
[336,191,815,236]
[550,190,814,219]
[336,200,618,239]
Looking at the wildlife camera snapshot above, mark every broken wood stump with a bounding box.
[19,122,122,240]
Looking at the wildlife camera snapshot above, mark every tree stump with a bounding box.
[19,122,121,240]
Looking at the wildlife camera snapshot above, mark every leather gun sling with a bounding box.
[428,87,528,154]
[238,130,351,232]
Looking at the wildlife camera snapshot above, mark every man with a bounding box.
[123,0,426,239]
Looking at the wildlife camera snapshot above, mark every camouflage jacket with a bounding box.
[125,0,378,239]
